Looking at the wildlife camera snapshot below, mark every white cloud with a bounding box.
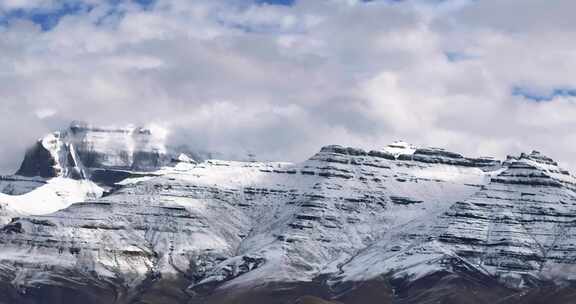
[1,0,576,173]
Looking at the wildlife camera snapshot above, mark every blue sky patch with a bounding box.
[134,0,156,8]
[513,86,576,102]
[445,51,476,62]
[0,0,154,31]
[0,2,92,31]
[255,0,296,6]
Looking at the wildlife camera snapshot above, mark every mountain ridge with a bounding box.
[0,124,575,303]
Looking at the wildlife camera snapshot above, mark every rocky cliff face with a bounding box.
[0,131,575,304]
[15,122,171,180]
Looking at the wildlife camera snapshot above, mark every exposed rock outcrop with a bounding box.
[16,122,170,181]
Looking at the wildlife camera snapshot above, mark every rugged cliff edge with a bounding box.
[0,127,575,304]
[15,122,171,180]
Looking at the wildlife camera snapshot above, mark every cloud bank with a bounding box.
[1,0,576,173]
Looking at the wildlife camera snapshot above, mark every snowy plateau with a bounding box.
[0,123,576,304]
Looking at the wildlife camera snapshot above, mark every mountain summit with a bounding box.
[16,122,171,179]
[0,125,575,304]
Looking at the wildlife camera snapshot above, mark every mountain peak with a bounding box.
[519,150,559,166]
[506,150,558,165]
[503,150,573,182]
[15,123,171,180]
[382,140,417,157]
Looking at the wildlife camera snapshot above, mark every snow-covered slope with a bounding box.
[0,139,504,302]
[0,122,168,224]
[1,130,575,304]
[0,178,102,219]
[335,150,576,289]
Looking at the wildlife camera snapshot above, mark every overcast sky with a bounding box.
[1,0,576,173]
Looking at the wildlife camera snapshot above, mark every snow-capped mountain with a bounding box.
[0,122,172,224]
[15,121,171,179]
[0,124,575,304]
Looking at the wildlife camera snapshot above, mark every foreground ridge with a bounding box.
[0,126,575,303]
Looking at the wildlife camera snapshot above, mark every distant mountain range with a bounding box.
[0,123,575,304]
